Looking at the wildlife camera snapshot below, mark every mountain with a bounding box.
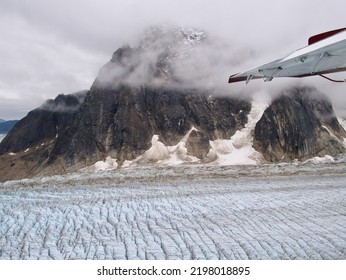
[93,26,208,88]
[0,91,86,154]
[253,87,346,161]
[48,86,251,169]
[0,25,345,181]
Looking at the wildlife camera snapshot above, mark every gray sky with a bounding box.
[1,0,346,119]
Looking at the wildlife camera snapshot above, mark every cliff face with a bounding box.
[0,92,86,155]
[48,85,251,169]
[253,87,346,161]
[0,85,251,179]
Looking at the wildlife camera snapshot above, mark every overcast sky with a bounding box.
[1,0,346,119]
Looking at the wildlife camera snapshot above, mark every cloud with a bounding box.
[0,0,346,119]
[92,25,252,94]
[0,12,103,119]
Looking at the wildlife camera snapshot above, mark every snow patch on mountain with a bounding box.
[300,117,346,164]
[122,127,200,167]
[82,156,118,172]
[338,117,346,147]
[207,101,267,165]
[0,134,6,143]
[304,155,335,164]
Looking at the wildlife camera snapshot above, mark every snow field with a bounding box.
[0,163,345,260]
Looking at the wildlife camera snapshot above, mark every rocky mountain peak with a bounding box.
[139,25,207,49]
[0,91,87,156]
[40,91,87,112]
[110,44,133,64]
[93,25,213,89]
[253,87,346,161]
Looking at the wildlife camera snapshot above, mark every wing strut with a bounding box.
[319,74,346,83]
[246,74,254,84]
[259,67,282,82]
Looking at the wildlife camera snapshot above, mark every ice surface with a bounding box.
[207,101,267,165]
[1,163,346,260]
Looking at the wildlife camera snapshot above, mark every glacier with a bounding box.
[0,162,345,260]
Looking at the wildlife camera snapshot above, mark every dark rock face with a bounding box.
[186,130,211,159]
[48,85,251,168]
[253,87,346,161]
[0,85,251,178]
[0,92,86,155]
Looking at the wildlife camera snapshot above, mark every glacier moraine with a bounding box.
[0,163,345,260]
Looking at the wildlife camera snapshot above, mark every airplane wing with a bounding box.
[229,27,346,84]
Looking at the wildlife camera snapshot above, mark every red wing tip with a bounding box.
[228,73,247,83]
[308,27,346,45]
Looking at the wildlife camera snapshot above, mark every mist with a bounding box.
[1,0,346,119]
[93,25,254,96]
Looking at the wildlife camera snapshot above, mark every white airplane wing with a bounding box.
[229,28,346,84]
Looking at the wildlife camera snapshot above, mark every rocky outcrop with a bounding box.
[253,87,346,161]
[47,85,251,169]
[0,91,86,155]
[186,130,211,159]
